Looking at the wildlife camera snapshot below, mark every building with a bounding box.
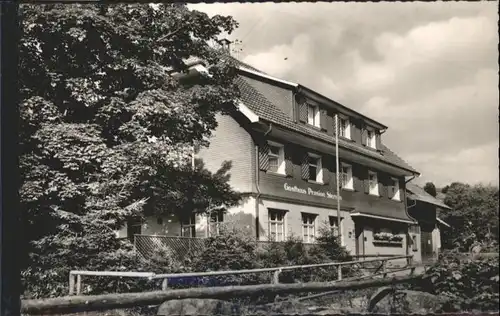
[406,183,451,263]
[118,54,422,262]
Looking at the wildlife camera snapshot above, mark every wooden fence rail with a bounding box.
[69,255,413,295]
[22,274,422,315]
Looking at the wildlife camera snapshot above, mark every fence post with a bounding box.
[69,273,75,295]
[382,260,387,278]
[272,269,281,284]
[337,265,342,281]
[76,275,82,295]
[162,278,168,290]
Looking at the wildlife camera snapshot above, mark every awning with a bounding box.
[350,212,417,224]
[437,217,451,228]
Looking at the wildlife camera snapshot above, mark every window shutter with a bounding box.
[387,178,394,199]
[353,165,362,192]
[361,128,367,146]
[301,152,309,180]
[322,159,330,185]
[376,133,382,150]
[320,109,327,131]
[350,120,356,139]
[326,112,334,135]
[298,102,307,123]
[363,169,370,194]
[258,141,270,171]
[331,170,338,192]
[285,147,294,177]
[378,174,386,197]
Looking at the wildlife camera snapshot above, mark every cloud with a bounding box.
[242,34,312,77]
[350,15,497,94]
[413,142,498,187]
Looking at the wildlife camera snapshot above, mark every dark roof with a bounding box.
[406,183,451,209]
[235,75,419,174]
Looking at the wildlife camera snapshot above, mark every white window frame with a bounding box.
[302,213,317,243]
[366,129,377,149]
[267,141,285,175]
[391,177,401,201]
[307,104,320,128]
[308,153,323,183]
[338,115,351,139]
[368,170,379,196]
[181,214,196,237]
[340,163,353,190]
[329,216,342,236]
[209,210,224,236]
[268,209,286,242]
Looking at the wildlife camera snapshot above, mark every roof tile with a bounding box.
[236,76,418,174]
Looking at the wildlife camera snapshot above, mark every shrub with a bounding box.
[417,251,499,312]
[190,227,263,287]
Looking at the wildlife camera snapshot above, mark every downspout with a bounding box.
[404,173,418,263]
[254,123,273,240]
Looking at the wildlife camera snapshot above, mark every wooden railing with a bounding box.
[23,274,422,315]
[68,255,414,295]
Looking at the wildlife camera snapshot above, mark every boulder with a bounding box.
[157,298,240,315]
[370,290,451,314]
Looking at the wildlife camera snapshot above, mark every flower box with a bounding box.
[373,240,403,247]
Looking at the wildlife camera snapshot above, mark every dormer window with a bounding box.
[307,104,320,128]
[268,141,285,174]
[367,129,377,149]
[308,153,323,183]
[368,170,379,196]
[391,177,401,201]
[338,115,351,139]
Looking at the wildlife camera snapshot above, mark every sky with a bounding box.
[189,2,499,188]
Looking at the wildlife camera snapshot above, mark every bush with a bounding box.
[190,227,263,287]
[416,251,499,312]
[257,225,360,284]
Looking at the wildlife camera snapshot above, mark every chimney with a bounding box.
[218,38,232,54]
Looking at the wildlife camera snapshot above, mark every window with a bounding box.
[391,177,401,201]
[209,210,224,236]
[307,104,320,127]
[329,216,341,236]
[366,129,376,149]
[302,213,316,243]
[127,218,142,241]
[340,163,353,190]
[269,209,286,242]
[339,116,351,139]
[181,214,196,237]
[308,153,323,183]
[268,142,285,174]
[368,171,379,196]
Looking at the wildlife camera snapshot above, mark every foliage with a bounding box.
[423,182,437,197]
[19,3,242,298]
[439,182,499,251]
[190,227,263,287]
[416,251,499,312]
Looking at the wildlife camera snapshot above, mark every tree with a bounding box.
[19,3,242,298]
[439,182,499,251]
[423,182,437,197]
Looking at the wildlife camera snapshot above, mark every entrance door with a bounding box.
[355,224,364,257]
[421,231,434,263]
